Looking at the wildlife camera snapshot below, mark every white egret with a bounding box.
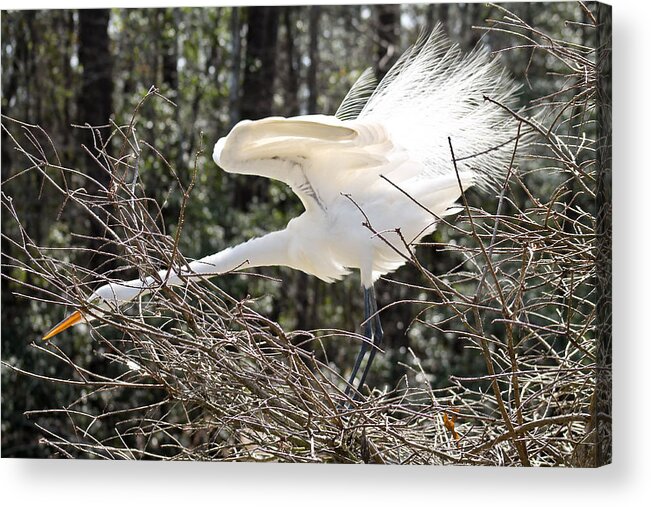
[42,29,520,397]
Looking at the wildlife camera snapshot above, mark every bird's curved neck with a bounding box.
[103,229,295,305]
[183,229,293,281]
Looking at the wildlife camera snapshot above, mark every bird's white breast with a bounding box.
[284,178,439,287]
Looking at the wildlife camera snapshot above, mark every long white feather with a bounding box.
[335,67,378,121]
[359,27,520,191]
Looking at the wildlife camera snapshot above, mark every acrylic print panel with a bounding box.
[1,2,611,466]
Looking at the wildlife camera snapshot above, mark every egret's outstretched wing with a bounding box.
[213,26,522,213]
[213,115,394,212]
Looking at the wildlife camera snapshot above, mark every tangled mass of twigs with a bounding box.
[2,7,610,465]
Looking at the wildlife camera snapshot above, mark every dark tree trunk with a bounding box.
[307,6,320,114]
[458,3,481,49]
[160,8,179,93]
[240,6,279,120]
[25,12,42,127]
[77,9,114,273]
[228,7,243,127]
[159,8,184,182]
[428,3,449,33]
[232,6,280,211]
[375,4,401,80]
[62,11,75,158]
[78,9,113,153]
[283,6,300,116]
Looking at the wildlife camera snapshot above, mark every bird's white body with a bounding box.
[210,114,473,287]
[91,29,520,304]
[45,29,522,375]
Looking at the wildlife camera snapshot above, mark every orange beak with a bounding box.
[42,310,83,341]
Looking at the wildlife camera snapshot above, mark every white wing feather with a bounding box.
[215,26,519,202]
[359,27,520,190]
[335,67,378,121]
[213,115,395,212]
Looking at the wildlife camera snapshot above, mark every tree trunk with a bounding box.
[307,6,320,114]
[240,6,279,120]
[228,7,243,127]
[426,3,449,31]
[283,6,300,116]
[78,9,113,152]
[160,8,179,93]
[77,9,114,272]
[233,6,280,211]
[459,3,481,49]
[375,4,401,80]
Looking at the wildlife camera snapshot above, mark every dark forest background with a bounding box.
[1,3,593,458]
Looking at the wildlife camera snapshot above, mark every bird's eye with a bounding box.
[88,295,102,306]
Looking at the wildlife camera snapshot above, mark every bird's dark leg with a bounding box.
[356,286,383,392]
[343,286,373,399]
[344,285,383,400]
